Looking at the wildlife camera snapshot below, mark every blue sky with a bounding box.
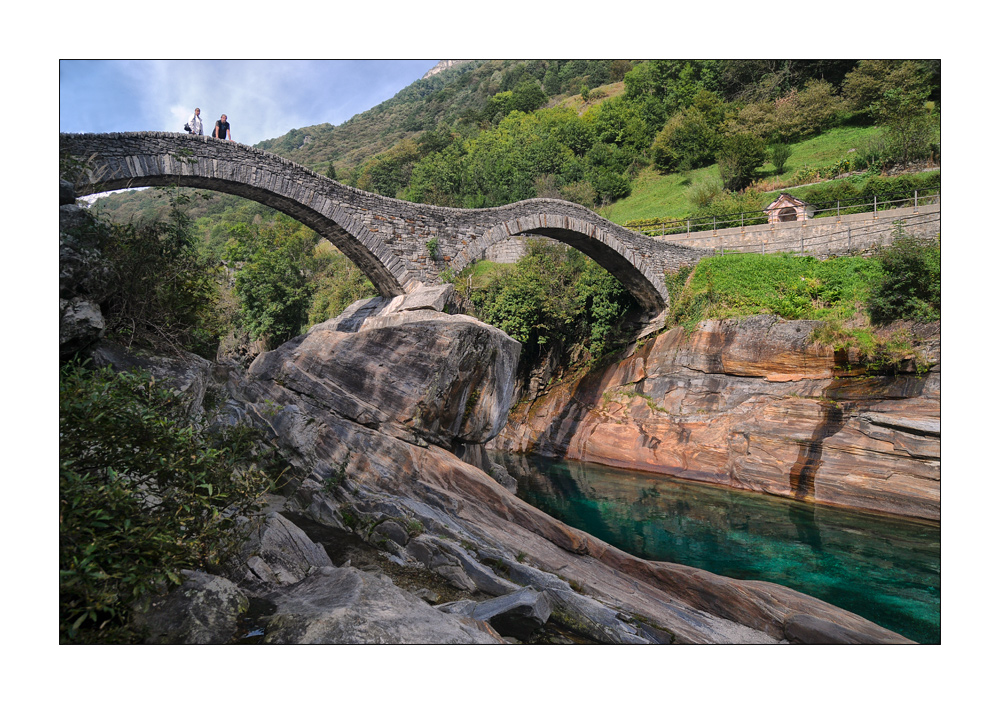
[59,60,441,147]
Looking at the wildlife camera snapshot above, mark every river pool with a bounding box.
[494,452,941,644]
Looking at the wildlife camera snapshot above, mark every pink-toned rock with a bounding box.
[492,315,940,521]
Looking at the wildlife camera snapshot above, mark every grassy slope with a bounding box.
[601,126,883,225]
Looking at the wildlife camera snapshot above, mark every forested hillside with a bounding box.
[252,59,939,212]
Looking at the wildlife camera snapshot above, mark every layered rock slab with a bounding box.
[492,315,940,521]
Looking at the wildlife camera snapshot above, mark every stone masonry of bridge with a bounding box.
[60,132,707,323]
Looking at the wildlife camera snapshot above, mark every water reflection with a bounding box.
[496,452,941,644]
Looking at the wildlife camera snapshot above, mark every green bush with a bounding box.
[307,246,377,326]
[770,142,793,174]
[651,107,720,173]
[60,363,278,643]
[225,220,318,348]
[467,240,634,359]
[867,237,940,324]
[101,206,223,358]
[717,133,768,191]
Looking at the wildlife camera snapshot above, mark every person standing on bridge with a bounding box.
[186,107,203,135]
[213,114,232,140]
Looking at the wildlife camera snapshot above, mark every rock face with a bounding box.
[222,299,914,644]
[59,181,112,360]
[491,315,940,521]
[249,289,521,449]
[262,566,505,645]
[132,570,249,645]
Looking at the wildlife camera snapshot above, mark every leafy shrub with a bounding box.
[688,179,724,210]
[426,237,440,260]
[717,133,768,191]
[101,202,223,357]
[559,180,598,208]
[867,237,940,324]
[651,107,720,173]
[770,142,793,174]
[307,246,377,326]
[60,363,278,643]
[225,220,318,348]
[467,240,634,359]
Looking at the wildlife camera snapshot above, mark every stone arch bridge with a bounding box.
[60,132,706,326]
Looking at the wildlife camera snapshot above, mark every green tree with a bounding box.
[101,191,223,357]
[307,245,377,325]
[225,220,317,348]
[403,141,467,207]
[842,60,934,123]
[716,132,768,192]
[354,139,421,197]
[588,95,652,152]
[867,236,940,324]
[770,142,793,174]
[483,79,548,123]
[468,240,634,359]
[651,107,720,173]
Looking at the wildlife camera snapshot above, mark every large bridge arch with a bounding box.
[60,132,415,298]
[60,132,705,322]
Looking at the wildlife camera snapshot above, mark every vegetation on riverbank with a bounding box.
[662,235,940,371]
[451,240,636,363]
[59,363,284,643]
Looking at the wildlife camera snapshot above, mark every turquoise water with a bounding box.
[496,453,940,644]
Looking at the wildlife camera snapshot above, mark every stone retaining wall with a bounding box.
[653,203,940,256]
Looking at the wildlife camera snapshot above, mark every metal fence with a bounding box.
[632,187,941,237]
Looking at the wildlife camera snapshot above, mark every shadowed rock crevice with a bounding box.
[789,402,846,502]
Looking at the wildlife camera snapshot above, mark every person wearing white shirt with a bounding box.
[187,107,203,135]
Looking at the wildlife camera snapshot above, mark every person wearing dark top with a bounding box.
[214,114,232,141]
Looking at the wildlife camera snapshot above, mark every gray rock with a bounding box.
[404,535,480,592]
[60,179,76,206]
[229,512,334,595]
[469,588,553,640]
[133,570,248,644]
[501,560,653,644]
[373,520,410,548]
[436,599,478,617]
[60,203,96,240]
[262,566,503,644]
[60,297,105,358]
[90,343,215,417]
[783,613,888,645]
[411,588,441,604]
[250,292,520,448]
[488,462,518,493]
[381,284,455,315]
